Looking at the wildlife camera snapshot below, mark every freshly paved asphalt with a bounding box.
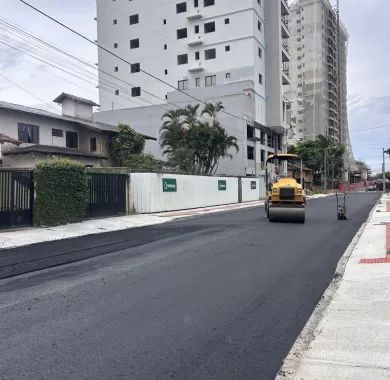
[0,193,379,380]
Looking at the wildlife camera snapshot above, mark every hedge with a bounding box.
[33,158,87,227]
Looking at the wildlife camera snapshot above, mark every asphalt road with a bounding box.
[0,193,379,380]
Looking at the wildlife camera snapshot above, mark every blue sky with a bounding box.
[1,0,389,172]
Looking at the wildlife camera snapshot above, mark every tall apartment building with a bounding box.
[95,0,291,176]
[286,0,349,144]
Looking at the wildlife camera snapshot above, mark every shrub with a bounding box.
[111,124,146,166]
[33,158,87,226]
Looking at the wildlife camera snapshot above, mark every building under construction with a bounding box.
[286,0,355,172]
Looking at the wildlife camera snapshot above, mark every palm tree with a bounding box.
[181,104,200,128]
[201,102,225,121]
[160,109,183,157]
[159,102,239,174]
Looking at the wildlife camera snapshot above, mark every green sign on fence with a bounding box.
[162,178,177,192]
[218,180,227,191]
[251,181,257,190]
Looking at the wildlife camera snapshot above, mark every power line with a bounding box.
[0,72,59,112]
[0,26,174,112]
[17,0,247,122]
[349,124,390,133]
[0,17,175,111]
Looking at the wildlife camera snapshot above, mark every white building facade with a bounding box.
[95,0,291,177]
[287,0,347,143]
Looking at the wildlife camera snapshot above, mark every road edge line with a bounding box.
[275,195,381,379]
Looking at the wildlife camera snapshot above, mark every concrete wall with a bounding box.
[2,152,104,169]
[62,99,93,120]
[130,173,240,213]
[241,177,266,202]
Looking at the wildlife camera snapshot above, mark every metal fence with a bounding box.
[86,173,127,218]
[0,170,34,229]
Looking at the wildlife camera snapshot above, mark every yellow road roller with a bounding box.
[264,154,306,223]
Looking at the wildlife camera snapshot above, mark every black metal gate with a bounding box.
[86,173,127,218]
[0,170,34,229]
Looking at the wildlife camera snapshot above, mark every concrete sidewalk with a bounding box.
[279,193,390,379]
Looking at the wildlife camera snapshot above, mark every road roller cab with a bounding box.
[265,154,306,223]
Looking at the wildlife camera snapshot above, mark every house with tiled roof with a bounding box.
[0,93,156,168]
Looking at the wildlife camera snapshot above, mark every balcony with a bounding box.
[281,0,289,16]
[282,62,290,85]
[281,42,290,62]
[187,36,203,47]
[281,17,290,38]
[187,62,204,72]
[186,9,203,20]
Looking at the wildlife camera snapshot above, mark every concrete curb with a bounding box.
[276,195,382,379]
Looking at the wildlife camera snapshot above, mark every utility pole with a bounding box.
[383,148,387,193]
[324,150,328,190]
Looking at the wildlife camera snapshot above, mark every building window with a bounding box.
[225,18,230,24]
[195,25,200,34]
[205,48,216,60]
[18,123,39,143]
[176,2,187,13]
[129,14,139,25]
[195,51,200,60]
[258,47,262,58]
[90,137,97,152]
[177,54,188,65]
[115,90,119,95]
[260,131,265,144]
[66,131,78,149]
[195,77,201,87]
[194,0,199,6]
[164,69,168,75]
[225,72,231,79]
[164,44,168,50]
[205,75,216,86]
[178,80,188,90]
[132,87,141,97]
[258,20,262,31]
[259,73,263,85]
[163,19,167,25]
[204,0,214,6]
[247,146,254,160]
[113,19,118,25]
[114,66,119,72]
[131,63,140,73]
[247,125,254,140]
[177,28,188,39]
[225,45,230,52]
[114,43,118,48]
[52,128,63,137]
[204,21,215,33]
[130,38,139,49]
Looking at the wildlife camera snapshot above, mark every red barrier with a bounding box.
[338,181,374,193]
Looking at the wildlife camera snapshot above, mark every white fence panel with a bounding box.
[241,177,266,202]
[241,178,260,202]
[130,173,239,213]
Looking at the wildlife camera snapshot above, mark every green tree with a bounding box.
[289,135,345,187]
[160,102,238,175]
[111,124,145,166]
